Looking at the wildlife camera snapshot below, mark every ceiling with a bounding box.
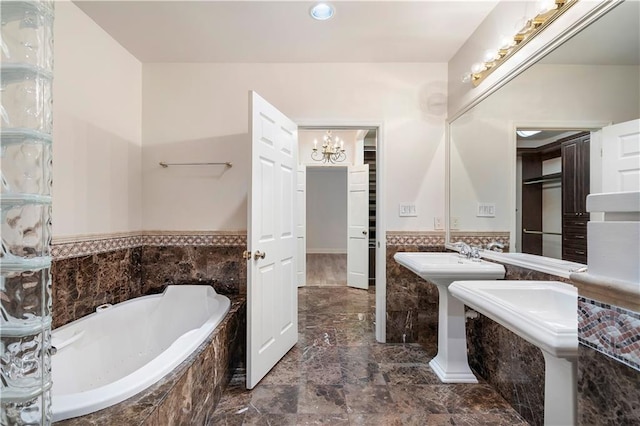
[73,1,498,63]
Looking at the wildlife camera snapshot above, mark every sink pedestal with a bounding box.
[429,285,478,383]
[543,352,577,426]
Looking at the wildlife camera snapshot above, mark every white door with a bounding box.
[247,91,298,389]
[347,164,370,290]
[602,119,640,192]
[296,165,306,287]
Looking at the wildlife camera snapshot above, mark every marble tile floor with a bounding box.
[211,287,529,425]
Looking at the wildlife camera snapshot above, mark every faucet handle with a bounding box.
[470,246,481,260]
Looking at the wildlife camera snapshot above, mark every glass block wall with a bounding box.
[1,1,55,424]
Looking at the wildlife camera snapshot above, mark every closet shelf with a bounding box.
[523,172,562,185]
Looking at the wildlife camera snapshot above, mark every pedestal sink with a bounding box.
[449,280,578,426]
[393,253,505,383]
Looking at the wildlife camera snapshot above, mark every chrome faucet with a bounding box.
[454,242,481,260]
[486,241,505,252]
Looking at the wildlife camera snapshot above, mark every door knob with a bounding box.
[254,250,266,260]
[362,230,368,235]
[242,250,252,260]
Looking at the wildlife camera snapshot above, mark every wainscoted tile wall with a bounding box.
[385,232,444,352]
[51,232,247,328]
[52,247,142,328]
[449,231,510,251]
[386,232,640,426]
[474,260,640,426]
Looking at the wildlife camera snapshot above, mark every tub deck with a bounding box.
[55,295,246,425]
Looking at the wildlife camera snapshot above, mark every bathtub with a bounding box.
[51,285,231,422]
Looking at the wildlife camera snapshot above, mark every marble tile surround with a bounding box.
[51,232,247,328]
[386,234,640,425]
[57,296,245,425]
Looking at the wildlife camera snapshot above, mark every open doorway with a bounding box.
[516,128,591,263]
[298,127,377,290]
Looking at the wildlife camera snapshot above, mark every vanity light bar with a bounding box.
[469,0,578,87]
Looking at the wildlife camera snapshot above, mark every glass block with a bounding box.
[0,331,51,396]
[1,267,51,329]
[1,202,51,258]
[1,134,52,196]
[0,65,53,134]
[0,1,54,70]
[0,387,51,425]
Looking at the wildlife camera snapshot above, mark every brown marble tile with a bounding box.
[157,368,194,423]
[370,342,432,364]
[386,384,450,414]
[248,385,299,414]
[297,384,347,414]
[241,412,297,425]
[349,413,436,425]
[296,413,350,425]
[342,384,394,414]
[379,363,441,385]
[141,245,246,296]
[466,313,544,426]
[578,344,640,425]
[52,247,142,328]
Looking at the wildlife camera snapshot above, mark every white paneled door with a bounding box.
[296,165,306,287]
[602,119,640,192]
[347,164,369,290]
[247,91,298,389]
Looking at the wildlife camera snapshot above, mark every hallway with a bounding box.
[306,254,347,286]
[212,286,528,425]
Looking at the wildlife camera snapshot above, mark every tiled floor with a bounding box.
[211,286,529,425]
[306,254,347,286]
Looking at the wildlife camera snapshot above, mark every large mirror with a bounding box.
[449,0,640,262]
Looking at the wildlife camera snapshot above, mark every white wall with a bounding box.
[306,168,347,253]
[142,63,447,232]
[52,1,142,238]
[450,64,640,233]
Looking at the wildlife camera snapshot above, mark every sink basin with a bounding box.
[449,280,578,425]
[393,252,505,284]
[393,252,505,383]
[449,280,577,357]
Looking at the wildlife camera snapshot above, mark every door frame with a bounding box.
[298,122,386,343]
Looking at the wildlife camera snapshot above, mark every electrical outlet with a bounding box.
[451,217,460,230]
[399,203,417,217]
[434,217,444,230]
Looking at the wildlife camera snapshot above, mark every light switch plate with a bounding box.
[477,203,496,217]
[399,203,417,217]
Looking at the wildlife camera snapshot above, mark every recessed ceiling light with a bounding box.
[516,130,542,138]
[310,3,335,21]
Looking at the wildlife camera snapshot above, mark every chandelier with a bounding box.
[311,130,346,163]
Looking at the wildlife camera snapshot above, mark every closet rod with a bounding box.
[159,161,232,168]
[523,229,562,236]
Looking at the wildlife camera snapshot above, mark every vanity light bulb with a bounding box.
[500,35,516,49]
[538,0,557,13]
[483,49,498,62]
[471,62,485,74]
[461,73,472,83]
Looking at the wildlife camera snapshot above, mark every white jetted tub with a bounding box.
[51,285,231,422]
